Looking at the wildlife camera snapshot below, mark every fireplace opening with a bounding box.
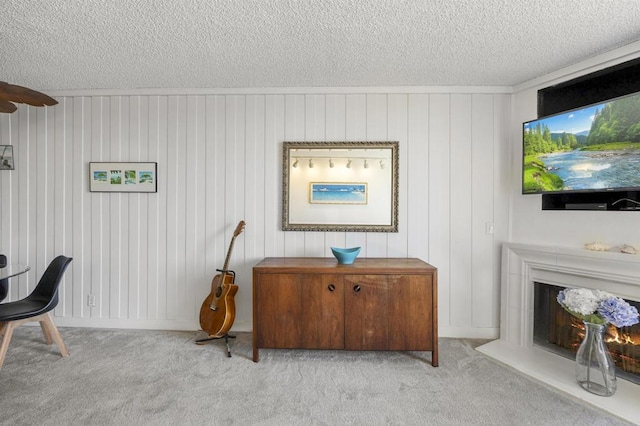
[534,282,640,385]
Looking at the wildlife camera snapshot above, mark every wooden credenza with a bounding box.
[252,257,438,366]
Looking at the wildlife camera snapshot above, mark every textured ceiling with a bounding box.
[3,0,640,91]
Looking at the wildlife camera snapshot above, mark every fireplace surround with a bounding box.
[477,243,640,424]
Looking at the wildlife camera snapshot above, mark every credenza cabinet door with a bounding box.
[300,274,344,349]
[388,275,433,351]
[344,275,390,350]
[254,273,302,349]
[254,273,344,350]
[344,274,433,351]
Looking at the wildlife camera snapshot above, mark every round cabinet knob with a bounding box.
[353,285,361,293]
[328,284,335,292]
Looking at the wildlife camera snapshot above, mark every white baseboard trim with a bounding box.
[52,317,495,339]
[53,317,254,333]
[439,327,499,339]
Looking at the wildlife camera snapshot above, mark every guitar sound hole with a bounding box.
[215,287,222,298]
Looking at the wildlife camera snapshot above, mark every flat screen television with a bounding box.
[522,90,640,194]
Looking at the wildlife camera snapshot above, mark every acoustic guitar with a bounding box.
[199,220,245,339]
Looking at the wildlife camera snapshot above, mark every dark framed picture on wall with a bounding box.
[0,145,14,170]
[89,162,157,193]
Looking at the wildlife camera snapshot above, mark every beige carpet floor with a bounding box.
[0,327,631,425]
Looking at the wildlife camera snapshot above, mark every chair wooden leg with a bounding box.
[41,312,69,357]
[40,320,53,344]
[0,322,16,370]
[0,313,68,370]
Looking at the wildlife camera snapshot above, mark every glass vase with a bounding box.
[575,321,617,397]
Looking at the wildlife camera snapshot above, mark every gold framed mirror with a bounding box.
[282,141,399,232]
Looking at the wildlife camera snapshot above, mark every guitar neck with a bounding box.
[218,220,245,278]
[221,236,236,272]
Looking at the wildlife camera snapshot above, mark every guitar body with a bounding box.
[199,273,239,338]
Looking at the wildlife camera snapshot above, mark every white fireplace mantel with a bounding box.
[477,243,640,424]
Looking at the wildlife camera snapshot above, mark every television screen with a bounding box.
[522,91,640,194]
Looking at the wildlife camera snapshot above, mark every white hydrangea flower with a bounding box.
[561,288,605,315]
[593,289,614,300]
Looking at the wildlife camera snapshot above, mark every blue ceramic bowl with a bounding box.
[331,247,361,265]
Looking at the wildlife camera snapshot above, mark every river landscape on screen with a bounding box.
[523,91,640,194]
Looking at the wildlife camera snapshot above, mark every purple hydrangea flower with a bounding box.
[597,297,640,328]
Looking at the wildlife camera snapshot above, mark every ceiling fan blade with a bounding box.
[0,100,18,113]
[0,81,58,107]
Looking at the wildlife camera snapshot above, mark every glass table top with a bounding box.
[0,264,30,280]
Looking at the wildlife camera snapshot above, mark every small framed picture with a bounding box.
[0,145,15,170]
[89,162,157,192]
[309,182,368,205]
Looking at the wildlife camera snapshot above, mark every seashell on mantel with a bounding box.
[620,244,639,254]
[584,241,611,251]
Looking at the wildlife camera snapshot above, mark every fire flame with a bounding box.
[607,327,637,345]
[571,320,638,346]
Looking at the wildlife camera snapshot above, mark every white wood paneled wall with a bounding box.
[0,90,510,338]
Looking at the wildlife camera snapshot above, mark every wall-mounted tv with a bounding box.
[523,90,640,194]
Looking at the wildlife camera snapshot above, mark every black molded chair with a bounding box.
[0,255,73,370]
[0,254,7,302]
